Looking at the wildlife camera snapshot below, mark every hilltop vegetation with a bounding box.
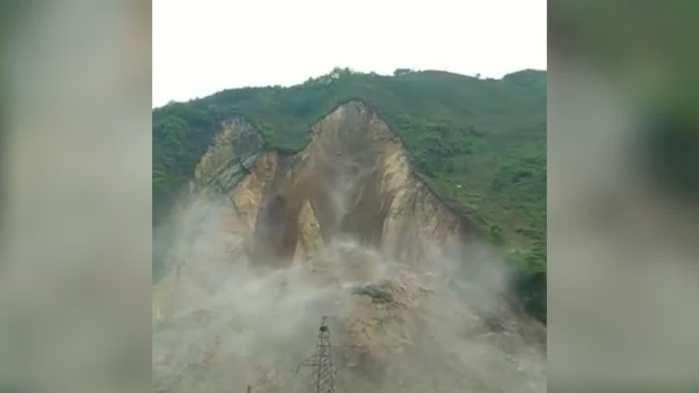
[153,68,546,320]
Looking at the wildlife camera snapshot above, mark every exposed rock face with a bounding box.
[293,200,324,262]
[194,117,264,195]
[193,101,471,268]
[293,101,471,263]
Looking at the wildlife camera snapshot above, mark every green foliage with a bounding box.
[152,102,220,220]
[152,68,547,319]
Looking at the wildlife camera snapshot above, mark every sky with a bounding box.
[153,0,546,107]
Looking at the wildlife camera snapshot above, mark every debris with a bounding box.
[351,284,394,303]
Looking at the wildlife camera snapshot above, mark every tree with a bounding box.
[393,68,412,77]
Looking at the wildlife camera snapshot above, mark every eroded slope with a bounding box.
[198,101,472,267]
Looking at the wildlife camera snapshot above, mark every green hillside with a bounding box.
[153,68,546,320]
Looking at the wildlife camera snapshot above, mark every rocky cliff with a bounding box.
[194,101,471,267]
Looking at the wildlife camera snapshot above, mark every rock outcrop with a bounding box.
[191,100,472,269]
[193,117,265,195]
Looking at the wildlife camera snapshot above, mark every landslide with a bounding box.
[152,101,545,393]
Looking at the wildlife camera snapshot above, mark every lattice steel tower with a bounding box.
[300,316,336,393]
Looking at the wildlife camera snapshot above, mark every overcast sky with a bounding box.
[153,0,546,107]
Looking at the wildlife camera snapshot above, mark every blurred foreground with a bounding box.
[0,1,151,392]
[549,1,699,392]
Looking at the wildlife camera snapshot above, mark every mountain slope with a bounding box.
[153,101,545,393]
[153,68,546,319]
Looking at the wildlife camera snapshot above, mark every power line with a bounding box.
[298,316,337,393]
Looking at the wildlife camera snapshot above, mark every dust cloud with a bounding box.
[153,190,545,393]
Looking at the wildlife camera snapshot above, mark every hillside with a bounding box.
[153,68,546,320]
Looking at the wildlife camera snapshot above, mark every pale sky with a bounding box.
[153,0,546,107]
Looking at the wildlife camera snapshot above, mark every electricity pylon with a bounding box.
[298,316,336,393]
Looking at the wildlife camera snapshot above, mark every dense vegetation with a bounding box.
[153,68,546,320]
